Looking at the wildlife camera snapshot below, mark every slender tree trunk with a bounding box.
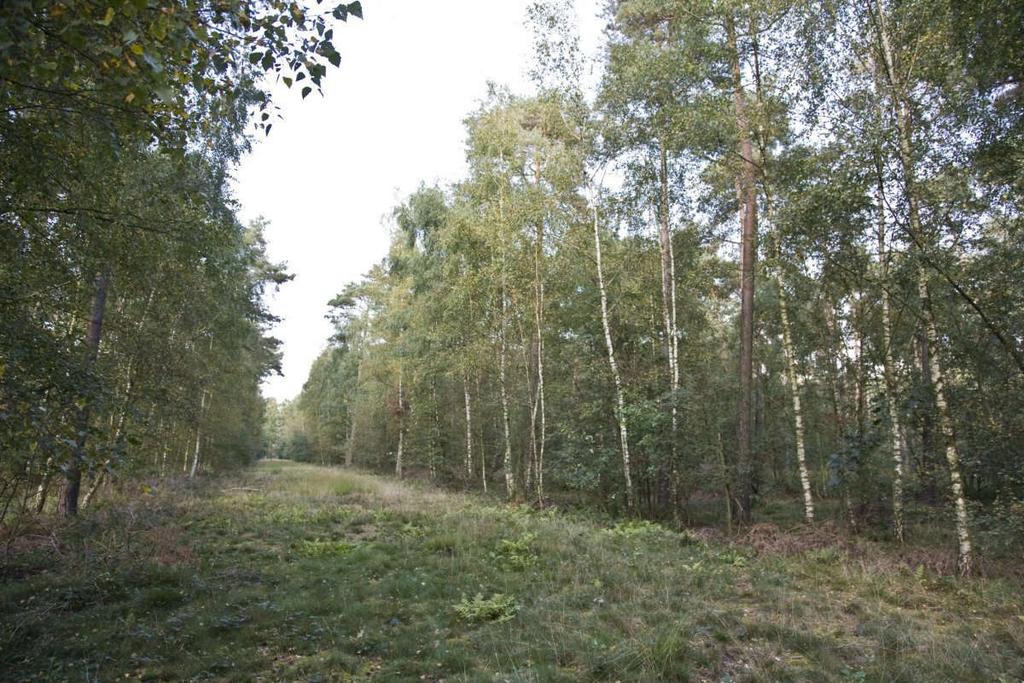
[480,421,488,493]
[535,288,546,503]
[657,143,681,517]
[59,269,109,517]
[776,276,815,522]
[429,384,441,480]
[35,456,54,513]
[873,0,972,573]
[592,196,635,510]
[533,219,547,503]
[717,431,733,534]
[726,15,759,522]
[395,366,404,479]
[464,375,474,480]
[525,335,537,495]
[915,330,937,499]
[499,298,515,499]
[854,294,867,447]
[498,188,516,500]
[918,276,972,574]
[876,175,907,542]
[476,372,488,493]
[345,413,358,468]
[189,390,208,479]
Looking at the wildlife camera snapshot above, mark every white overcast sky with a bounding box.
[233,0,605,401]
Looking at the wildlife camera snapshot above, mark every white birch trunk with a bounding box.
[658,144,681,512]
[593,197,635,510]
[874,0,972,573]
[920,274,973,574]
[499,292,515,499]
[189,390,208,479]
[395,366,404,479]
[498,187,516,500]
[464,376,474,480]
[535,275,546,503]
[776,275,815,522]
[876,179,907,542]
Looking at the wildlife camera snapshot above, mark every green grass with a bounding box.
[2,460,1023,681]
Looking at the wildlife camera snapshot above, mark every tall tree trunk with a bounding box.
[525,334,537,495]
[658,142,681,517]
[59,269,109,517]
[918,277,972,574]
[159,440,169,476]
[533,217,547,503]
[189,390,208,479]
[876,173,907,542]
[776,275,815,522]
[34,456,54,514]
[873,0,972,573]
[726,15,759,522]
[498,190,516,500]
[464,375,474,480]
[476,372,488,493]
[499,296,515,499]
[717,431,733,533]
[394,366,404,479]
[345,410,358,468]
[535,286,546,502]
[592,196,636,510]
[915,330,937,499]
[430,384,440,480]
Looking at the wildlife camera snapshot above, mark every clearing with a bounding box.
[2,460,1022,681]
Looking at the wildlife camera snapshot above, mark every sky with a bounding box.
[233,0,605,402]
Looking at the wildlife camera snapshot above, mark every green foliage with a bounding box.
[278,0,1024,556]
[0,0,363,144]
[492,532,538,570]
[453,592,519,624]
[602,519,670,539]
[0,0,361,518]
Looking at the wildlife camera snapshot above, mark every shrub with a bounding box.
[454,593,518,623]
[493,532,537,569]
[602,519,669,538]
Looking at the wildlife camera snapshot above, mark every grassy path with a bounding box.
[2,460,1023,681]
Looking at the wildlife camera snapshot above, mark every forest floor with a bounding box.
[2,460,1023,682]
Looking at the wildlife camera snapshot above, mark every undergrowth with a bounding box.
[1,460,1022,682]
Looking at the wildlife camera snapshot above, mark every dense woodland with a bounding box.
[5,2,1024,679]
[0,0,363,518]
[1,0,1022,581]
[269,0,1024,575]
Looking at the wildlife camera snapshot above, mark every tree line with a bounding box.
[277,0,1023,575]
[0,0,362,520]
